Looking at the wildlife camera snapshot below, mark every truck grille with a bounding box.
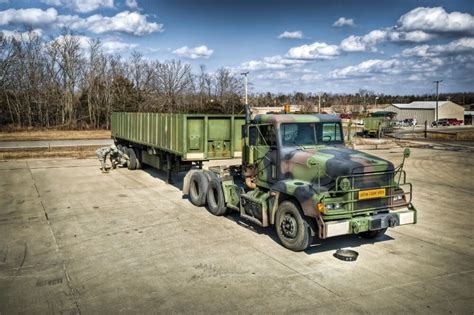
[353,171,392,211]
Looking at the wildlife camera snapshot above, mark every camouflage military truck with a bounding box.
[184,107,416,251]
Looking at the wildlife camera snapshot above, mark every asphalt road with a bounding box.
[0,139,113,150]
[392,125,474,135]
[0,148,473,313]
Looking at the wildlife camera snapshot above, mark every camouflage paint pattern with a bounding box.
[245,114,405,222]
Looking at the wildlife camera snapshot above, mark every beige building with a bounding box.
[384,101,465,125]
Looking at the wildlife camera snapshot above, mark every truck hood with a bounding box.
[280,146,394,187]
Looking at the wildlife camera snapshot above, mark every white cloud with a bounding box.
[340,29,435,52]
[40,0,114,13]
[333,17,355,27]
[0,8,58,27]
[125,0,138,9]
[58,11,163,36]
[0,8,161,36]
[286,42,340,59]
[330,59,403,78]
[256,71,289,80]
[0,29,43,40]
[50,34,137,54]
[278,31,304,39]
[397,7,474,35]
[172,45,213,59]
[101,40,138,54]
[240,55,307,71]
[401,37,474,57]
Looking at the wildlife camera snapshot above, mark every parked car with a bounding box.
[447,118,463,126]
[431,119,450,127]
[397,118,414,127]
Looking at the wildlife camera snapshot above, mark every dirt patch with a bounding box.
[0,130,110,141]
[0,146,100,159]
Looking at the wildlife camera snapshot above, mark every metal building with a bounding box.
[384,101,465,125]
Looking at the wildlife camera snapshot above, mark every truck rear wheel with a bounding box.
[275,201,313,252]
[133,148,142,170]
[206,178,227,216]
[359,228,387,239]
[189,171,209,207]
[127,148,137,170]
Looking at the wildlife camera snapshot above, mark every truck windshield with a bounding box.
[280,122,343,146]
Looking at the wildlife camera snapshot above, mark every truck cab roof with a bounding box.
[253,114,341,125]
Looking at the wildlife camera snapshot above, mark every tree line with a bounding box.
[1,31,473,130]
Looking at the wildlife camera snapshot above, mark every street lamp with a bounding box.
[240,71,249,105]
[375,96,379,107]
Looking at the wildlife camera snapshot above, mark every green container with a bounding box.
[111,112,245,161]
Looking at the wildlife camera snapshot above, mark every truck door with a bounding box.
[249,124,278,187]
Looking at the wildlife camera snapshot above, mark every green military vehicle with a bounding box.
[183,107,416,251]
[112,108,417,252]
[363,111,397,138]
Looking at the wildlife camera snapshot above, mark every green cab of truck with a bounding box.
[184,112,417,252]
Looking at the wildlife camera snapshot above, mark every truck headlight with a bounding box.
[393,195,403,201]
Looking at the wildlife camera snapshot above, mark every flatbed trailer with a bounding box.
[111,112,245,181]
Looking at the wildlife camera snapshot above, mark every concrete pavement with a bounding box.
[0,148,473,313]
[0,139,113,150]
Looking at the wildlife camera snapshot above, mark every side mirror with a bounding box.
[403,148,411,158]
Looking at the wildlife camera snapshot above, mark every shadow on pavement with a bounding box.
[224,211,394,255]
[140,166,394,255]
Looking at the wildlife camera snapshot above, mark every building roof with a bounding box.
[391,101,450,110]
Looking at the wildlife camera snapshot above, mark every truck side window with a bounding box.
[249,126,258,146]
[258,125,277,147]
[321,123,342,142]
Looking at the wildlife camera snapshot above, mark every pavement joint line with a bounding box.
[30,161,82,315]
[250,245,344,299]
[389,229,474,258]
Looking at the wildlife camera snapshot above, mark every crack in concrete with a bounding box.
[30,161,82,315]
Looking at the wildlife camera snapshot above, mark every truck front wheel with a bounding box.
[275,201,314,252]
[206,178,228,216]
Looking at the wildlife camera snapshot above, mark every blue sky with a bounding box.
[1,0,473,95]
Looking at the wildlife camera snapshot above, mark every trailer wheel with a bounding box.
[134,148,142,169]
[189,172,209,207]
[127,148,137,170]
[206,178,227,216]
[359,228,387,239]
[275,201,313,252]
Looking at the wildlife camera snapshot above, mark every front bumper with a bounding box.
[323,204,417,238]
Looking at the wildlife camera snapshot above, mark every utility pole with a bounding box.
[433,80,442,124]
[241,71,249,105]
[318,92,323,114]
[375,96,379,107]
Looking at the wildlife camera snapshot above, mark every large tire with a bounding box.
[134,148,142,170]
[275,201,314,251]
[189,172,209,207]
[359,228,387,239]
[127,147,137,170]
[206,177,228,216]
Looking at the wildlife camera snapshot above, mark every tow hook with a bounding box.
[352,221,361,233]
[388,216,397,228]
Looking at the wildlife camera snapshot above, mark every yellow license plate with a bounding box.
[359,188,386,200]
